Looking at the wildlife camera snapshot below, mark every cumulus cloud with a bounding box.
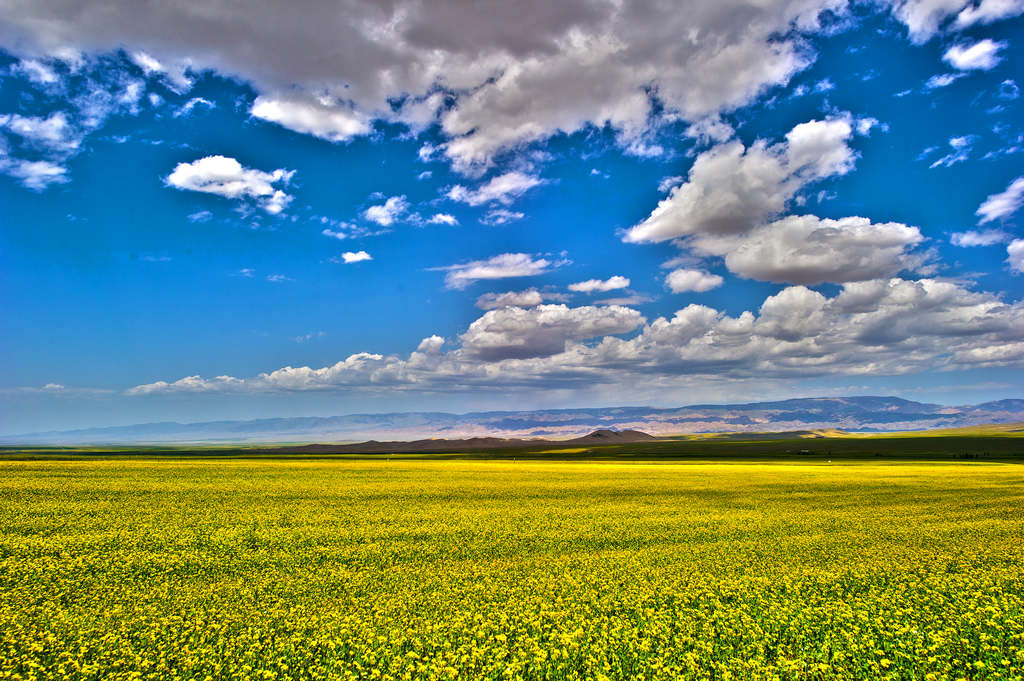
[1,1,1017,183]
[568,276,630,293]
[665,269,724,293]
[363,195,409,226]
[977,176,1024,224]
[474,288,571,310]
[127,276,1024,395]
[624,116,856,244]
[432,252,558,289]
[339,250,372,264]
[164,155,295,214]
[475,289,546,310]
[623,118,926,286]
[251,96,371,142]
[684,117,735,145]
[699,215,925,285]
[459,304,645,361]
[943,39,1006,70]
[0,0,870,173]
[427,213,459,226]
[447,172,543,206]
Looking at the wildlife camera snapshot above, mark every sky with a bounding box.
[2,0,1024,433]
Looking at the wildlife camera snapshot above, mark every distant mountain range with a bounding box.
[5,396,1024,445]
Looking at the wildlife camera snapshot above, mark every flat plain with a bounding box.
[2,448,1023,679]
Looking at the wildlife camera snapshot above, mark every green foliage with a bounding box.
[2,459,1023,679]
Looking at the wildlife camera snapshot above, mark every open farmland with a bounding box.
[2,456,1023,680]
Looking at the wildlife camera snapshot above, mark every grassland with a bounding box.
[2,455,1023,679]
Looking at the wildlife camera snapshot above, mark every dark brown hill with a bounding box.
[277,429,657,454]
[565,429,658,444]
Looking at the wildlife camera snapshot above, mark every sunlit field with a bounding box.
[2,458,1023,680]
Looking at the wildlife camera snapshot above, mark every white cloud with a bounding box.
[175,97,215,117]
[0,112,79,153]
[127,276,1024,396]
[929,135,976,168]
[416,335,446,355]
[0,0,872,173]
[684,117,735,145]
[657,175,685,193]
[319,217,388,241]
[12,58,59,85]
[322,228,348,240]
[459,304,645,361]
[1,58,152,193]
[702,215,925,285]
[5,1,1020,179]
[855,117,880,135]
[128,374,247,395]
[418,143,438,163]
[925,72,963,88]
[665,269,724,293]
[129,50,192,91]
[187,210,213,223]
[427,213,459,226]
[1008,239,1024,272]
[624,116,856,244]
[951,229,1010,246]
[480,209,525,226]
[977,176,1024,224]
[891,0,1023,43]
[0,158,69,190]
[340,250,372,264]
[130,50,163,75]
[624,118,927,286]
[475,288,546,310]
[943,39,1006,71]
[266,273,292,282]
[251,96,371,142]
[447,172,543,206]
[568,276,630,293]
[433,252,556,289]
[363,195,409,226]
[164,155,295,214]
[954,0,1024,29]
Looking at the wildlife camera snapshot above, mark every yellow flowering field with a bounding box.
[1,458,1023,680]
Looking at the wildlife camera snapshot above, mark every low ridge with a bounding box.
[277,429,657,455]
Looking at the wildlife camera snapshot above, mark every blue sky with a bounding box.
[2,0,1024,433]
